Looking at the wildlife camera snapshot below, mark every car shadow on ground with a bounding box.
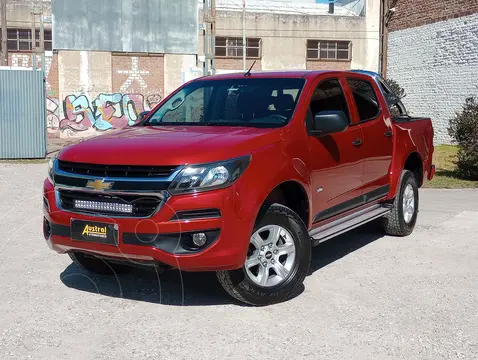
[60,220,385,306]
[308,219,385,275]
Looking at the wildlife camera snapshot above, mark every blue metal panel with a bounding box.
[0,69,47,159]
[52,0,198,54]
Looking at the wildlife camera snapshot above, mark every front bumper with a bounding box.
[43,179,253,271]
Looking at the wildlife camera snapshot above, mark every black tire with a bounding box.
[216,204,311,306]
[382,170,419,236]
[69,252,131,275]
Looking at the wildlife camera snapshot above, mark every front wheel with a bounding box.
[382,169,419,236]
[216,204,311,306]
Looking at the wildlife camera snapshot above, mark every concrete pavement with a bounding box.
[0,163,477,360]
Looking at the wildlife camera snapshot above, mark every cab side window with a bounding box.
[306,79,350,130]
[347,79,381,122]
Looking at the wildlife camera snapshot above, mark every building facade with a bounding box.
[1,0,381,138]
[201,0,379,73]
[387,0,478,144]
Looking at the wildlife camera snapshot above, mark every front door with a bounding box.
[344,77,393,197]
[306,78,364,225]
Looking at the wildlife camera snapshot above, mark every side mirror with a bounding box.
[137,111,150,122]
[310,110,349,135]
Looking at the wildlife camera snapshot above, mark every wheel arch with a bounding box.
[390,151,424,199]
[404,152,424,187]
[255,180,310,229]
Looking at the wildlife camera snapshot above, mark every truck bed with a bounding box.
[392,115,431,123]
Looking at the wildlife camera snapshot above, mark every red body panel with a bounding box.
[345,73,394,195]
[389,119,435,196]
[43,70,434,271]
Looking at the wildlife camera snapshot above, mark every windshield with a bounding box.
[144,77,305,128]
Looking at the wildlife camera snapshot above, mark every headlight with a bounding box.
[169,155,251,194]
[48,154,57,183]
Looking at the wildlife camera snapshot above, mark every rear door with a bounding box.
[344,75,393,198]
[306,76,364,224]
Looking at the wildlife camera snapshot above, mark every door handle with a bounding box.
[384,130,393,138]
[352,138,363,146]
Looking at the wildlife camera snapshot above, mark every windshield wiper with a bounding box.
[202,121,234,126]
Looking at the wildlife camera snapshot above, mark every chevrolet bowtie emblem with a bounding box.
[86,179,113,191]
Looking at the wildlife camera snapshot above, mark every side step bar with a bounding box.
[309,204,391,246]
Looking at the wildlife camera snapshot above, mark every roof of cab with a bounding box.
[194,69,380,81]
[195,70,334,81]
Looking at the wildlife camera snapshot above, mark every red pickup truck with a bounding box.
[43,70,435,305]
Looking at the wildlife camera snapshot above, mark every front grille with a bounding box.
[58,190,162,217]
[58,160,178,178]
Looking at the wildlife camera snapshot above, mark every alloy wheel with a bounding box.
[244,225,296,288]
[402,183,415,223]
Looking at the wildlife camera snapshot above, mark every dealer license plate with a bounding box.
[71,219,118,245]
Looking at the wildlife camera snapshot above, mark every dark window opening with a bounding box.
[215,37,261,59]
[1,28,52,52]
[377,77,409,118]
[307,40,351,61]
[347,79,381,122]
[306,79,351,129]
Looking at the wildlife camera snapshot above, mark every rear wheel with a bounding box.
[382,170,419,236]
[69,252,131,275]
[216,204,311,306]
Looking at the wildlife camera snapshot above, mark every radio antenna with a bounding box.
[244,60,256,76]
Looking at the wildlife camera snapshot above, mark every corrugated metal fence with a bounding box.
[0,69,46,159]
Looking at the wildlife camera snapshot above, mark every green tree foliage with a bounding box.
[386,78,406,99]
[448,96,478,180]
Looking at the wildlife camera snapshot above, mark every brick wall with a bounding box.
[387,13,478,144]
[7,52,59,98]
[215,58,262,71]
[389,0,478,32]
[111,54,164,103]
[306,60,351,71]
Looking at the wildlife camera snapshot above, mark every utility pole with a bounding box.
[31,0,36,70]
[380,0,391,77]
[39,1,44,72]
[242,0,246,71]
[203,0,208,76]
[203,0,216,76]
[0,0,7,66]
[211,0,215,74]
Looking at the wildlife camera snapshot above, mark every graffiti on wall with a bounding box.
[47,93,162,137]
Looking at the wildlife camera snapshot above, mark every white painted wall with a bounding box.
[388,13,478,144]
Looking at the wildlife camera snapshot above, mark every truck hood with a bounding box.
[58,125,284,166]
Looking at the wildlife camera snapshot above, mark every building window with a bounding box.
[1,28,52,52]
[215,37,261,59]
[307,40,351,61]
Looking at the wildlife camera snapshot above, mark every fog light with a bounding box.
[192,233,207,247]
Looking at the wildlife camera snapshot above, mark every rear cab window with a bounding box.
[377,77,408,118]
[346,78,381,122]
